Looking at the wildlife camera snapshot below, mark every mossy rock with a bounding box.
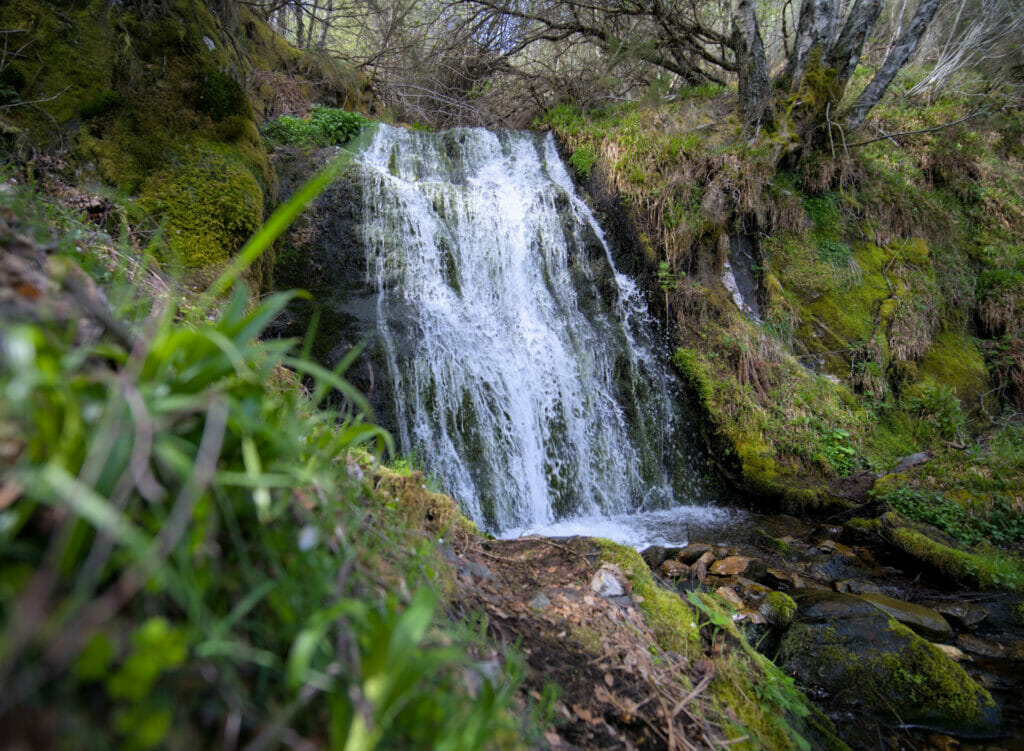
[780,590,999,740]
[760,590,798,629]
[594,538,700,655]
[140,141,264,279]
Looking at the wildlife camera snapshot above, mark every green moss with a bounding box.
[917,331,992,417]
[877,621,997,728]
[760,591,797,629]
[782,615,997,736]
[594,539,699,655]
[887,526,1024,591]
[672,347,713,410]
[140,142,263,272]
[1011,601,1024,626]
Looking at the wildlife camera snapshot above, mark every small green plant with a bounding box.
[878,486,1024,547]
[262,106,366,147]
[902,381,967,442]
[0,160,525,749]
[568,146,598,176]
[818,427,856,476]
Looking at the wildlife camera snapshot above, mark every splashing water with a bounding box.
[353,124,712,534]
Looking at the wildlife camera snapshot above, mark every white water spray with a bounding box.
[354,124,710,533]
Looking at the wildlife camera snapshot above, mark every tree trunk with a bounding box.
[780,0,840,89]
[732,0,771,128]
[829,0,883,85]
[294,1,306,49]
[846,0,941,128]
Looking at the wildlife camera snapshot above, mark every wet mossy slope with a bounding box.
[0,0,370,289]
[542,90,1024,586]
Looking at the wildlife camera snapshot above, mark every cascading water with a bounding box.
[351,124,721,537]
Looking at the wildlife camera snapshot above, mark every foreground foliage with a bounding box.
[0,179,525,749]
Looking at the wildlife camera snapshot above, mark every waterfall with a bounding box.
[352,124,712,534]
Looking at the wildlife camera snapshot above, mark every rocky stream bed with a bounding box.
[432,494,1024,750]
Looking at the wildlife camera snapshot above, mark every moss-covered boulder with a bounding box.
[874,511,1024,591]
[780,590,999,740]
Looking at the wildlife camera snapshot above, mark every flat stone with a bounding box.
[710,555,765,580]
[859,593,954,642]
[765,566,801,589]
[892,451,930,474]
[677,543,713,564]
[659,559,689,578]
[715,586,745,610]
[933,643,970,662]
[932,602,989,631]
[529,593,552,611]
[834,578,883,596]
[956,634,1004,658]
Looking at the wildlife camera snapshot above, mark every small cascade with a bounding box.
[352,124,712,533]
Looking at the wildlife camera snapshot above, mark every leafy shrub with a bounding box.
[262,105,366,147]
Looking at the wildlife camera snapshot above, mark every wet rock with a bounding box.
[659,559,689,579]
[765,566,802,589]
[715,586,745,610]
[759,591,798,629]
[813,524,844,540]
[780,589,999,737]
[816,539,857,558]
[641,545,667,570]
[590,564,627,598]
[677,543,713,563]
[693,551,715,582]
[956,634,1005,658]
[892,451,930,473]
[859,593,954,642]
[757,514,816,538]
[709,555,766,580]
[931,602,989,631]
[737,609,767,625]
[834,578,883,596]
[731,577,772,605]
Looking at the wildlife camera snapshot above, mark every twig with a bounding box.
[846,108,989,147]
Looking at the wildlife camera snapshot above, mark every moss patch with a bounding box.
[140,142,263,275]
[918,330,992,418]
[886,526,1024,591]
